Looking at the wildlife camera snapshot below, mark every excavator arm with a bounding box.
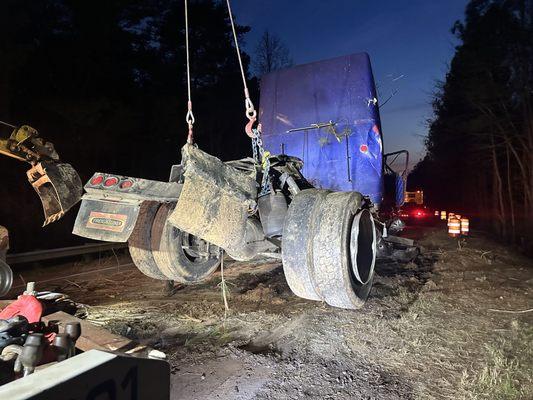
[0,124,82,226]
[0,125,58,162]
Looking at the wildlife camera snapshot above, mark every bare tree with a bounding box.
[253,30,292,76]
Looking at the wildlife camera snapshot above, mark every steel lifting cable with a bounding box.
[0,120,16,129]
[184,0,195,144]
[225,0,271,194]
[225,0,257,137]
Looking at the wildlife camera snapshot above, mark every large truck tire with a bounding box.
[312,192,376,309]
[128,201,169,280]
[281,189,330,301]
[0,259,13,297]
[151,204,221,283]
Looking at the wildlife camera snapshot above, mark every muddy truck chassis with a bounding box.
[73,52,413,310]
[73,145,382,309]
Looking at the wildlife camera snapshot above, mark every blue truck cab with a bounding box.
[259,53,385,205]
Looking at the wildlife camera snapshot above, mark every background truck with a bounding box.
[72,53,410,310]
[404,190,424,205]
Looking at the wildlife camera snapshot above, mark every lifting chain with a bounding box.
[251,127,271,196]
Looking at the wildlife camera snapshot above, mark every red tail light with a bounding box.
[104,177,119,187]
[90,175,104,185]
[120,180,133,189]
[413,209,426,218]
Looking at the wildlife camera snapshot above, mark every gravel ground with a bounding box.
[15,226,533,399]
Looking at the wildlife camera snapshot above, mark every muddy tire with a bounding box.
[0,259,13,297]
[152,204,221,283]
[312,192,376,309]
[128,201,169,280]
[281,189,330,301]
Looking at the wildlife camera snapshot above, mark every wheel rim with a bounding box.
[179,230,218,263]
[0,259,13,297]
[349,209,376,285]
[152,203,221,283]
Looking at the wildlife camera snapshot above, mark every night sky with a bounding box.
[233,0,469,167]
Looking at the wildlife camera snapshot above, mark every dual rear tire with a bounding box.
[129,189,377,308]
[282,189,376,309]
[128,202,221,283]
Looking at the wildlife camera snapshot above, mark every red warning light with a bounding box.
[90,175,104,185]
[413,209,426,218]
[104,177,119,187]
[120,180,133,189]
[360,144,368,153]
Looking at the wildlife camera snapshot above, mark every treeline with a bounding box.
[409,0,533,252]
[0,0,256,251]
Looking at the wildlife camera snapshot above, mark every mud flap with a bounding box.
[72,198,142,242]
[167,144,258,254]
[27,162,83,226]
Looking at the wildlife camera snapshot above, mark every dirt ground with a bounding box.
[11,226,533,399]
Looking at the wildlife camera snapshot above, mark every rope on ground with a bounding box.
[488,308,533,314]
[218,250,230,319]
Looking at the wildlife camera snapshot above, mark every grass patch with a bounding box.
[460,323,533,399]
[182,324,238,348]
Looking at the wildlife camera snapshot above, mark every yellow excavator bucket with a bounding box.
[27,161,83,226]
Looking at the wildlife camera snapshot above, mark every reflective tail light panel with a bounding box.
[87,174,135,190]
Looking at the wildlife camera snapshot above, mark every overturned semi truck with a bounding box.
[73,53,411,310]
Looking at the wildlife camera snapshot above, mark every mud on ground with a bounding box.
[22,227,533,399]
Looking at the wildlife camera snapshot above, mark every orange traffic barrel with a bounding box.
[448,218,461,237]
[461,218,469,235]
[440,211,447,220]
[447,213,456,226]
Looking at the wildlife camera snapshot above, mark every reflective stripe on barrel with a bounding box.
[448,218,461,237]
[447,213,456,226]
[461,218,469,235]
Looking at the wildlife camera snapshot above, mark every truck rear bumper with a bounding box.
[72,174,182,242]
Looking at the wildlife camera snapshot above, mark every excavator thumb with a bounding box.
[27,161,83,226]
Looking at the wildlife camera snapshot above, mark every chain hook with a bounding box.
[244,90,258,138]
[245,118,256,138]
